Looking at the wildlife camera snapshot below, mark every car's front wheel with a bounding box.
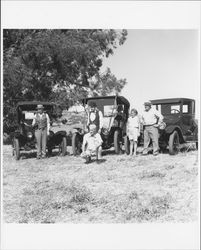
[114,130,121,154]
[124,136,130,155]
[72,133,82,156]
[169,131,180,155]
[61,137,67,156]
[14,138,20,160]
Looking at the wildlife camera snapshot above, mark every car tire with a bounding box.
[159,145,167,153]
[14,138,20,160]
[114,130,121,154]
[61,137,67,156]
[169,131,180,155]
[72,133,82,156]
[124,136,130,155]
[48,147,52,156]
[196,141,198,150]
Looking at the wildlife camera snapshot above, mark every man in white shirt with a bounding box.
[87,101,103,134]
[141,101,163,156]
[81,124,103,163]
[32,104,50,159]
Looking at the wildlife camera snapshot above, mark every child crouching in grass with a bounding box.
[127,108,140,156]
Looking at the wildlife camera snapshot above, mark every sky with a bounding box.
[102,30,199,115]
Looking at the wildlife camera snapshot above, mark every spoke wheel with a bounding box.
[14,138,20,160]
[72,133,82,156]
[124,136,130,155]
[61,137,67,156]
[114,130,121,154]
[169,131,180,155]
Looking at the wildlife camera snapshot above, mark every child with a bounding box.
[127,109,140,156]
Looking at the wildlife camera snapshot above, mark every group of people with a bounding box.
[127,102,164,157]
[81,100,164,163]
[32,100,164,162]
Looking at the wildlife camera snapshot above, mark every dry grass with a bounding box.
[3,145,198,223]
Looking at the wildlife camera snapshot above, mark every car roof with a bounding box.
[82,95,130,107]
[16,101,54,111]
[150,98,195,104]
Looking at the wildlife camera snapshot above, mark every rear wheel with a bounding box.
[14,138,20,160]
[124,136,130,155]
[47,147,52,156]
[72,133,82,156]
[61,137,67,156]
[169,131,180,155]
[196,141,198,150]
[114,130,121,154]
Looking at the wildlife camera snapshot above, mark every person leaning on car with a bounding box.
[87,101,103,134]
[32,104,50,159]
[141,101,164,156]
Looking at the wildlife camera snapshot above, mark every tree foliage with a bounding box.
[3,29,127,130]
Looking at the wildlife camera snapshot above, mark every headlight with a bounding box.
[102,128,109,135]
[27,132,33,139]
[158,122,166,130]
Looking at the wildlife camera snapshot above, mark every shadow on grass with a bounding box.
[84,158,107,164]
[19,149,71,160]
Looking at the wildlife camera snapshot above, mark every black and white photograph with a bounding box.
[1,1,200,250]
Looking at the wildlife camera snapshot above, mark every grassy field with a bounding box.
[3,143,198,223]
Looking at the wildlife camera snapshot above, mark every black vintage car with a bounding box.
[12,101,67,160]
[150,98,198,155]
[72,95,130,155]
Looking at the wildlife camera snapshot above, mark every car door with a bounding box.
[181,100,196,141]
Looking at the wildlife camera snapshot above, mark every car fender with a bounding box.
[164,125,185,143]
[72,127,85,135]
[55,130,67,137]
[49,130,67,146]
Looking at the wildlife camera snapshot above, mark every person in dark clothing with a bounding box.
[32,104,50,159]
[87,101,103,134]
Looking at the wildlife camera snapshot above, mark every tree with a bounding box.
[90,68,127,96]
[3,29,128,129]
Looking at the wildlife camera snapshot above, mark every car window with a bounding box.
[170,105,180,114]
[23,111,35,120]
[155,104,181,115]
[183,105,188,113]
[182,102,192,114]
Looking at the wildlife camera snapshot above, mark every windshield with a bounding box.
[87,98,115,116]
[23,111,35,120]
[103,105,116,117]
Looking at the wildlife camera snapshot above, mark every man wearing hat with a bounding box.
[87,101,103,134]
[32,104,50,159]
[141,101,164,156]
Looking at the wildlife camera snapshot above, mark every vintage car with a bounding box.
[12,101,67,160]
[150,98,198,155]
[71,95,130,155]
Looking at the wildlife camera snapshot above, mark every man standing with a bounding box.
[32,104,50,159]
[141,101,163,156]
[81,124,103,163]
[87,101,103,134]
